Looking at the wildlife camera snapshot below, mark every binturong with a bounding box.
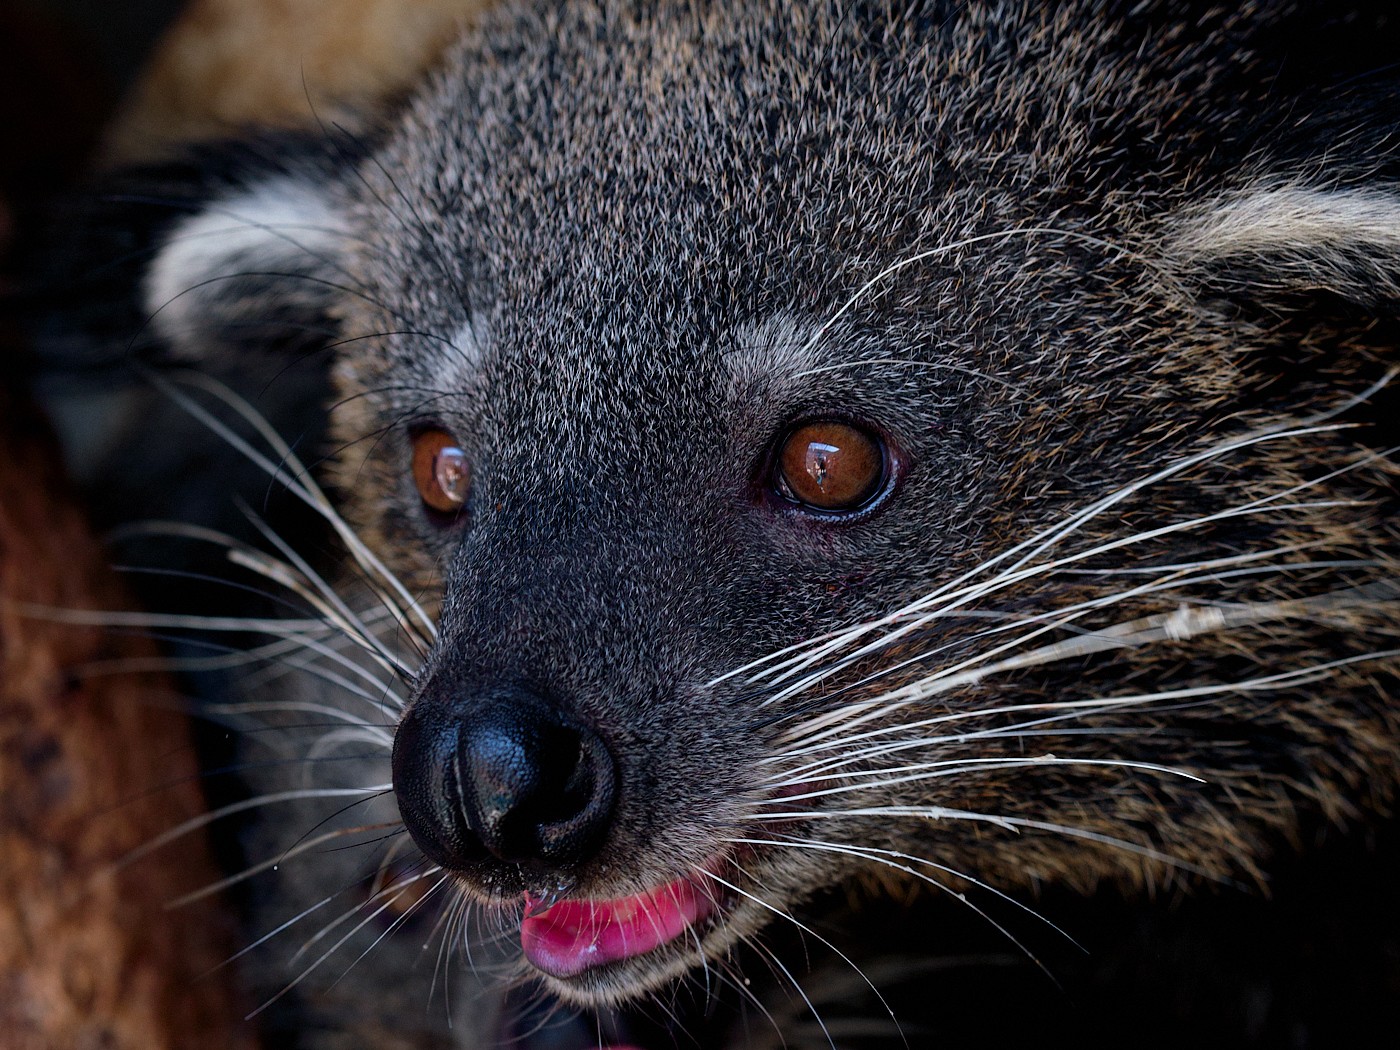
[29,0,1400,1047]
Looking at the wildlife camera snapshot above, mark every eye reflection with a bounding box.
[776,421,885,511]
[411,429,470,514]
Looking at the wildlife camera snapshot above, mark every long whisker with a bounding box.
[144,369,437,642]
[326,871,453,990]
[751,835,1064,988]
[170,821,407,907]
[741,935,837,1050]
[21,601,409,714]
[235,506,420,675]
[199,894,339,979]
[120,785,390,869]
[250,878,430,1019]
[733,834,1084,951]
[759,549,1381,737]
[705,866,907,1049]
[772,641,1399,769]
[772,589,1400,753]
[719,374,1392,693]
[748,805,1219,880]
[759,757,1203,806]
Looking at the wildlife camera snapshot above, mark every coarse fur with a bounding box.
[27,0,1400,1046]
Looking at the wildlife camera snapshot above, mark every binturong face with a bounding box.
[114,0,1400,1019]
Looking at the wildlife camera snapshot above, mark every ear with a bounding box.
[25,132,368,506]
[34,130,365,370]
[142,166,353,360]
[1166,183,1400,311]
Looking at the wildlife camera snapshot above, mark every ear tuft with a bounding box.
[143,173,352,357]
[1167,184,1400,308]
[30,131,365,372]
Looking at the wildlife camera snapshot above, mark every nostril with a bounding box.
[530,723,616,864]
[392,685,617,875]
[462,714,616,866]
[525,729,585,825]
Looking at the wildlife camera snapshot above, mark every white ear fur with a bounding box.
[143,176,351,351]
[1168,184,1400,304]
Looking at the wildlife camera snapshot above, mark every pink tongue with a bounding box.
[520,876,711,978]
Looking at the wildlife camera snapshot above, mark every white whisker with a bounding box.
[772,587,1400,754]
[201,894,339,978]
[326,871,452,990]
[216,696,393,733]
[122,786,390,868]
[19,597,406,698]
[146,369,437,643]
[741,833,1084,951]
[770,644,1399,770]
[169,822,406,907]
[768,551,1384,733]
[749,806,1215,878]
[703,865,903,1049]
[761,757,1203,805]
[226,535,417,679]
[251,884,423,1019]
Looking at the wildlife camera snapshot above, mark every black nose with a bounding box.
[392,685,617,873]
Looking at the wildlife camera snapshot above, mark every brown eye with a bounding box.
[776,421,886,511]
[411,429,470,514]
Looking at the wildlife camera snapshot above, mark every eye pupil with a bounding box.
[777,422,885,512]
[809,445,834,488]
[412,429,470,515]
[434,448,468,503]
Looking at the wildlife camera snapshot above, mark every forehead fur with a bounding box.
[319,0,1400,556]
[343,0,1400,414]
[352,1,1203,342]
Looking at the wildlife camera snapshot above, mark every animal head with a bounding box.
[71,0,1400,1012]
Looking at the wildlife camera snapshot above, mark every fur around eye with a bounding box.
[411,429,470,514]
[774,420,886,512]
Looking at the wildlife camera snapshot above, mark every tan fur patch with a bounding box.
[104,0,496,164]
[1171,185,1400,264]
[0,384,254,1048]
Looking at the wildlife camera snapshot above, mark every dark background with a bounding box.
[20,0,185,87]
[1,0,185,268]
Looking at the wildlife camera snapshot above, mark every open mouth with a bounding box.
[519,869,719,979]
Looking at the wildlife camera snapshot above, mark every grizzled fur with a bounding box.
[30,0,1400,1046]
